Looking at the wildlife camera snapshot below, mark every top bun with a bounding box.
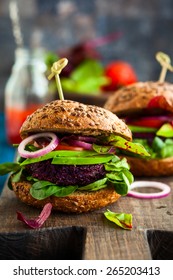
[20,99,132,140]
[104,81,173,116]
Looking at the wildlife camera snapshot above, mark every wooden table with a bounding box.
[0,177,173,260]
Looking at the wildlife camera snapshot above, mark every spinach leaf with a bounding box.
[30,182,77,199]
[93,143,116,154]
[79,178,107,191]
[54,185,78,197]
[0,162,21,175]
[30,185,59,200]
[61,59,109,94]
[11,168,24,183]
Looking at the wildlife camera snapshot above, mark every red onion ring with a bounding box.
[68,139,93,150]
[127,181,171,199]
[18,132,59,158]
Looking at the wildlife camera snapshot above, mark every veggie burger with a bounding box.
[104,81,173,177]
[0,99,149,213]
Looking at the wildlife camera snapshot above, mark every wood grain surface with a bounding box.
[0,177,173,260]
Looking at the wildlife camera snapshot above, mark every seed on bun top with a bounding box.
[20,99,132,141]
[104,81,173,116]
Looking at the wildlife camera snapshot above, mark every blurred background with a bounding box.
[1,0,173,191]
[1,0,173,110]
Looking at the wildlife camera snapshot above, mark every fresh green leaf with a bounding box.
[128,125,157,133]
[122,169,134,185]
[160,144,173,158]
[61,59,109,94]
[30,181,77,199]
[45,51,59,68]
[105,135,150,157]
[104,209,132,230]
[11,169,23,183]
[109,178,130,195]
[156,123,173,138]
[106,172,123,182]
[133,136,173,159]
[0,162,21,175]
[7,178,13,190]
[106,158,130,170]
[54,185,78,197]
[71,59,104,80]
[31,180,54,190]
[79,178,107,191]
[152,136,165,152]
[93,143,116,154]
[30,184,60,200]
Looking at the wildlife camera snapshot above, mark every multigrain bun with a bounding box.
[124,156,173,177]
[20,99,131,140]
[104,81,173,116]
[9,99,133,213]
[104,81,173,177]
[12,180,120,213]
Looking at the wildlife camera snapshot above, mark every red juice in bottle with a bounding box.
[5,48,53,145]
[5,105,42,144]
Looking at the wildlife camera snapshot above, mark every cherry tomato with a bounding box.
[103,61,138,91]
[127,118,165,128]
[127,115,173,129]
[147,96,166,108]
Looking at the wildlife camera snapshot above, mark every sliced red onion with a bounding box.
[127,181,171,199]
[68,139,93,150]
[76,136,97,143]
[16,203,52,229]
[61,135,97,143]
[126,115,173,123]
[133,132,155,140]
[18,132,59,158]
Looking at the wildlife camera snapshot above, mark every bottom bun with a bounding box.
[12,180,121,213]
[125,156,173,177]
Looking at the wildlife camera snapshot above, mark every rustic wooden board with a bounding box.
[0,177,173,260]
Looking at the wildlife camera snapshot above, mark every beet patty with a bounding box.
[26,160,106,186]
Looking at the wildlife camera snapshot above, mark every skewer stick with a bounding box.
[156,52,173,83]
[48,58,68,100]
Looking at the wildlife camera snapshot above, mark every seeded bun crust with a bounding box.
[104,81,173,177]
[125,156,173,177]
[11,180,121,213]
[104,81,173,116]
[20,99,132,141]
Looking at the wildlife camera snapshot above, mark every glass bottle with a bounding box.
[5,47,53,144]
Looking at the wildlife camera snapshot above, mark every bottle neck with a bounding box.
[13,47,47,72]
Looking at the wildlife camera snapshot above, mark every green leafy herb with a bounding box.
[79,178,107,191]
[104,209,132,230]
[104,135,150,157]
[128,125,157,133]
[30,184,60,200]
[0,162,21,175]
[61,59,109,94]
[45,51,59,69]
